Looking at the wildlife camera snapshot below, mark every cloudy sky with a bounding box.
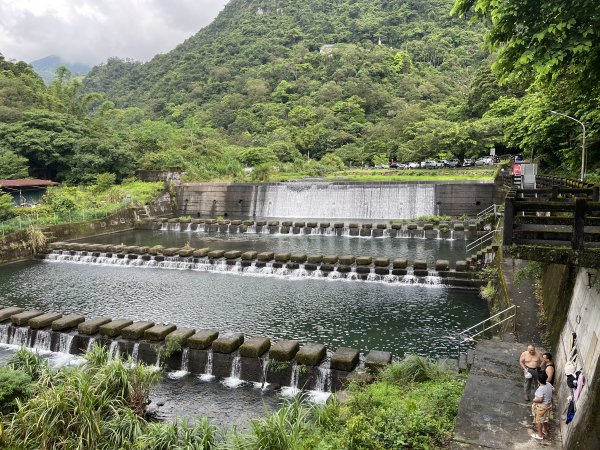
[0,0,229,66]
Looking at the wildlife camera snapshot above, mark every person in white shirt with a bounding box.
[531,370,553,440]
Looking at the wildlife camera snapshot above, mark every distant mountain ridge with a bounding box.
[30,55,91,84]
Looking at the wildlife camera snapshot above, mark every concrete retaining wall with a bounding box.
[175,181,503,219]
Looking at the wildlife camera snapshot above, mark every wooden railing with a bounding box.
[503,182,600,251]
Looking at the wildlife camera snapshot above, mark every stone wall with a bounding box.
[175,181,503,219]
[547,267,600,449]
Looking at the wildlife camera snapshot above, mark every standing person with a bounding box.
[531,371,553,440]
[520,344,542,401]
[541,353,555,385]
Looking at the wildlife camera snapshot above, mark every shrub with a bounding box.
[0,192,15,221]
[380,355,446,384]
[0,368,34,414]
[94,173,117,192]
[8,348,48,381]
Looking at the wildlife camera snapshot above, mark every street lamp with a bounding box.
[551,110,587,181]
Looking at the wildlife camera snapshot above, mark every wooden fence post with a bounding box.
[572,198,586,251]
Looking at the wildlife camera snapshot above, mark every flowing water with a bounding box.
[76,229,467,262]
[0,260,487,357]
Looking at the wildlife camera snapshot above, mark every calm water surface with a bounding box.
[0,260,487,357]
[76,229,469,262]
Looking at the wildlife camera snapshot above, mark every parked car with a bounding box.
[437,160,448,168]
[420,160,437,168]
[475,157,492,166]
[447,159,460,168]
[408,162,420,169]
[463,158,474,167]
[397,163,408,169]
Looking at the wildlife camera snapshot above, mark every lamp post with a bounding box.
[551,110,587,181]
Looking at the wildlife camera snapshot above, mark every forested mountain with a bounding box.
[1,0,598,183]
[30,56,90,85]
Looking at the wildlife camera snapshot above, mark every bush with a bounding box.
[94,173,117,192]
[0,192,15,221]
[0,368,34,414]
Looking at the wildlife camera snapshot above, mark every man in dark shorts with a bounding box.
[519,344,542,401]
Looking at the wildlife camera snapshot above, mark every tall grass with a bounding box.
[380,354,447,384]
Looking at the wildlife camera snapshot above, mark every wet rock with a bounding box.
[453,223,465,231]
[435,260,450,271]
[257,252,275,261]
[423,223,434,230]
[365,350,392,373]
[178,249,194,257]
[391,223,402,230]
[374,257,390,267]
[339,255,355,265]
[188,329,219,350]
[306,221,318,228]
[413,259,428,270]
[293,221,305,228]
[455,260,468,271]
[268,221,280,226]
[230,220,242,225]
[337,265,352,273]
[376,223,387,229]
[274,252,291,262]
[239,336,271,358]
[407,223,418,230]
[162,248,181,257]
[269,340,300,361]
[331,347,360,372]
[319,222,330,228]
[78,317,112,335]
[208,250,225,259]
[165,327,196,347]
[322,255,338,264]
[333,222,345,228]
[307,255,323,264]
[241,251,258,260]
[296,343,326,366]
[281,221,293,227]
[11,310,43,326]
[52,314,85,331]
[193,248,210,258]
[212,333,244,354]
[0,307,24,322]
[99,319,134,338]
[290,253,307,263]
[320,264,335,272]
[144,324,177,341]
[224,250,242,259]
[356,256,372,266]
[29,312,63,329]
[121,321,155,340]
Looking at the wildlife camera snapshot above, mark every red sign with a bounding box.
[512,164,522,175]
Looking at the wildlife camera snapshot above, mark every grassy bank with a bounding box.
[0,349,463,449]
[326,168,497,182]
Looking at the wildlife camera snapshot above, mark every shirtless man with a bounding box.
[520,344,543,401]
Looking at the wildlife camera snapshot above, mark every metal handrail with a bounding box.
[456,305,518,359]
[466,228,501,254]
[477,204,499,218]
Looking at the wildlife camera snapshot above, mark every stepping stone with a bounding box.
[121,321,155,340]
[356,256,372,265]
[52,314,85,331]
[224,250,242,259]
[192,248,210,257]
[322,255,338,264]
[435,260,450,271]
[178,249,194,257]
[11,310,44,326]
[274,252,291,262]
[413,259,428,270]
[0,307,24,322]
[330,347,360,372]
[78,317,112,335]
[162,248,181,256]
[241,251,258,260]
[29,312,63,329]
[212,333,244,354]
[296,343,326,366]
[339,255,355,265]
[144,324,177,341]
[374,257,390,267]
[455,260,468,271]
[392,258,408,269]
[165,327,196,346]
[208,250,225,258]
[188,329,219,350]
[307,255,323,264]
[365,350,392,372]
[257,252,274,261]
[239,336,271,357]
[99,319,134,338]
[290,254,307,263]
[269,340,300,361]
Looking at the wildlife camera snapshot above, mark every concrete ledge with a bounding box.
[339,255,355,265]
[144,324,177,341]
[374,257,390,267]
[78,317,112,335]
[11,310,43,326]
[29,313,63,329]
[435,260,450,271]
[121,321,155,340]
[239,336,271,357]
[0,307,24,322]
[224,250,242,259]
[188,329,219,350]
[290,253,307,263]
[212,333,244,354]
[269,340,300,361]
[296,343,326,366]
[330,347,359,371]
[99,319,134,338]
[208,250,225,259]
[165,327,196,346]
[323,255,338,264]
[392,258,408,269]
[307,255,323,264]
[241,251,258,260]
[257,252,274,261]
[413,259,428,270]
[52,314,85,331]
[365,350,392,372]
[274,252,291,262]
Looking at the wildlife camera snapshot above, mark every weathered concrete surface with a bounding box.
[29,313,62,329]
[504,258,542,344]
[11,310,43,326]
[52,314,85,331]
[0,307,24,322]
[452,339,560,449]
[121,321,155,340]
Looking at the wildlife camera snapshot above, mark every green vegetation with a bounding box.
[326,167,496,182]
[0,180,162,235]
[0,349,463,449]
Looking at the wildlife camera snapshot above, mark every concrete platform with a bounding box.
[452,339,561,449]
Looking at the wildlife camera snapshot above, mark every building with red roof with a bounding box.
[0,179,59,205]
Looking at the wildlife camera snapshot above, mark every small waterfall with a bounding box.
[33,330,52,352]
[160,222,167,231]
[108,341,120,360]
[197,224,206,233]
[436,229,441,240]
[154,352,161,371]
[181,347,190,372]
[11,327,32,347]
[131,342,140,362]
[223,354,243,388]
[200,349,214,381]
[308,366,333,404]
[57,334,74,354]
[424,269,443,286]
[0,324,9,343]
[86,337,97,352]
[246,225,257,234]
[260,356,270,389]
[281,361,300,397]
[184,223,192,232]
[401,267,418,285]
[449,230,455,241]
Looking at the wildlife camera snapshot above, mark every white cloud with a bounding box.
[0,0,228,65]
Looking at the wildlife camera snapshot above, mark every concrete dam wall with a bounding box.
[175,181,503,220]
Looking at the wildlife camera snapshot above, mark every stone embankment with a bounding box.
[43,242,499,288]
[0,306,392,392]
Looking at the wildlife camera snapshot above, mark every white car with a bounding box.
[408,162,420,169]
[420,161,437,168]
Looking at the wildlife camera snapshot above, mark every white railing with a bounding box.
[477,204,499,219]
[466,228,501,254]
[456,305,518,358]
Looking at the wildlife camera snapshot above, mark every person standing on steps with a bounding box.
[531,371,553,440]
[541,352,555,385]
[520,344,542,401]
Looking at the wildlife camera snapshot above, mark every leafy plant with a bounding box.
[0,368,34,414]
[269,360,290,373]
[480,281,497,301]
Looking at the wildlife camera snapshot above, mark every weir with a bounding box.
[0,306,393,393]
[176,181,502,219]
